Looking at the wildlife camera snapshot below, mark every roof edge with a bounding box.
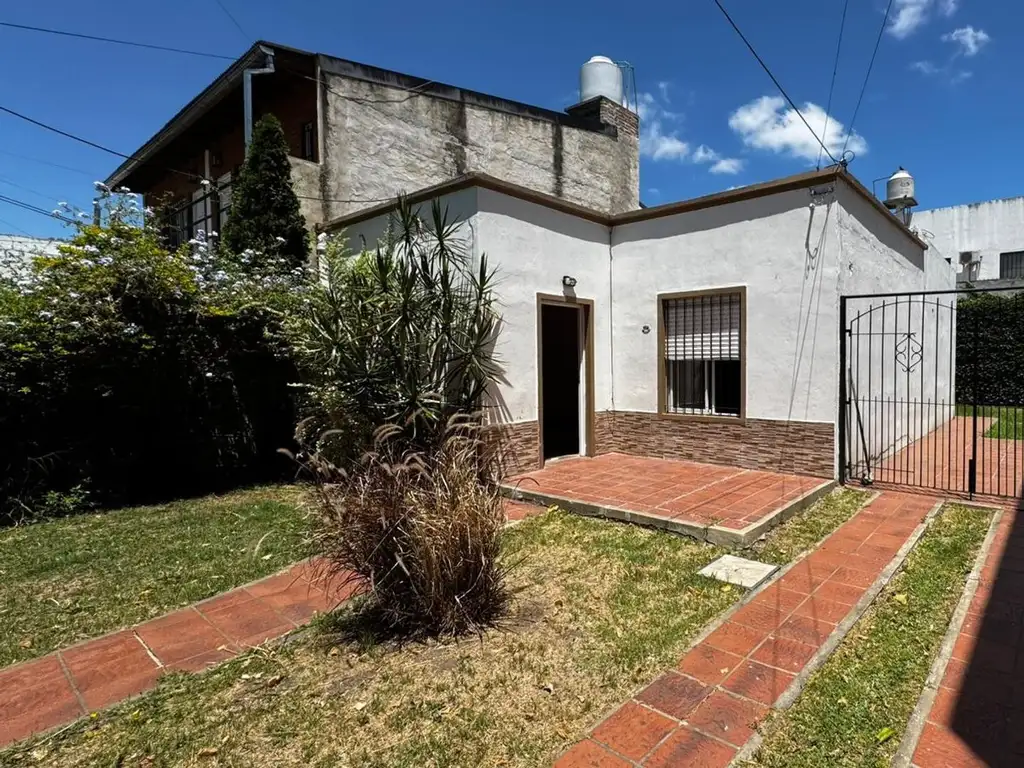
[320,166,927,252]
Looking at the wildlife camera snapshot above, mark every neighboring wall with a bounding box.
[0,235,62,275]
[317,58,640,224]
[912,197,1024,280]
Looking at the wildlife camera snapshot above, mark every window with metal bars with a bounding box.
[662,291,743,416]
[1000,251,1024,279]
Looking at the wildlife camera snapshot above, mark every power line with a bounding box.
[843,0,895,157]
[0,21,234,60]
[211,0,251,45]
[817,0,850,171]
[711,0,837,166]
[0,147,97,177]
[0,174,65,205]
[0,215,34,237]
[0,193,77,225]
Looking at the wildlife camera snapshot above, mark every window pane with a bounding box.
[1001,251,1024,280]
[713,360,741,415]
[668,359,705,411]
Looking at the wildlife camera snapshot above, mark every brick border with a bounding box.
[553,491,940,767]
[502,479,836,546]
[891,503,1005,768]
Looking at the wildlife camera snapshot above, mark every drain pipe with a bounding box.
[244,46,276,151]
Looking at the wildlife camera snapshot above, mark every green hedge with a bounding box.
[956,292,1024,406]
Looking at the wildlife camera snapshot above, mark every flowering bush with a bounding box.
[0,186,305,523]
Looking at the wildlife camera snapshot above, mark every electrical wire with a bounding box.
[711,0,837,166]
[0,21,235,60]
[817,0,850,170]
[842,0,895,157]
[0,215,34,237]
[210,0,250,45]
[0,147,97,177]
[0,193,77,225]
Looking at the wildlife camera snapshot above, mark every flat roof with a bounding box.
[319,165,929,251]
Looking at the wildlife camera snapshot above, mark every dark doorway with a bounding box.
[541,303,583,461]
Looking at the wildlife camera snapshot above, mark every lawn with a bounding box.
[743,503,991,768]
[955,404,1024,439]
[2,488,874,768]
[0,486,308,667]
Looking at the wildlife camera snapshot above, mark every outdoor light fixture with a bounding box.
[562,275,578,288]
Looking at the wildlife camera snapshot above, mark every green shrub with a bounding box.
[288,197,501,465]
[957,292,1024,405]
[222,114,309,271]
[0,189,302,523]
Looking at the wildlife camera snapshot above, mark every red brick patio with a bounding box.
[505,453,833,546]
[873,416,1024,498]
[554,491,937,768]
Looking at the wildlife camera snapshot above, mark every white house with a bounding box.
[912,196,1024,282]
[322,167,956,480]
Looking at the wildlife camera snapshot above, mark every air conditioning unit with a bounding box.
[958,251,981,282]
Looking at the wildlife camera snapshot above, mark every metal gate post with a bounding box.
[969,309,979,497]
[839,297,848,484]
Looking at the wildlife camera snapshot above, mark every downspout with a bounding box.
[608,222,616,414]
[244,46,276,151]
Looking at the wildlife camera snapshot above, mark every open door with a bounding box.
[538,297,593,464]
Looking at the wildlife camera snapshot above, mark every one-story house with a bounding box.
[321,166,957,480]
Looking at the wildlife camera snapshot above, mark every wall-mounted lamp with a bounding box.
[562,275,577,288]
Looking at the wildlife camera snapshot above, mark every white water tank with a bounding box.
[884,167,917,209]
[580,56,623,104]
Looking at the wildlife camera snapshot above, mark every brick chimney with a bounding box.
[566,96,640,212]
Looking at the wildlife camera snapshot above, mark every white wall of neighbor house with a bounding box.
[610,187,842,426]
[912,196,1024,280]
[474,188,612,425]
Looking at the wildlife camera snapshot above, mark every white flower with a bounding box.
[144,206,154,216]
[117,186,131,194]
[69,321,81,328]
[39,310,53,319]
[58,201,67,207]
[93,181,110,193]
[96,256,113,266]
[82,244,99,254]
[204,371,214,378]
[200,179,212,188]
[78,212,90,219]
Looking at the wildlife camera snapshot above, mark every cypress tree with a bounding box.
[222,114,309,270]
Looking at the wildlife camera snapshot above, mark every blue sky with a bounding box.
[0,0,1016,237]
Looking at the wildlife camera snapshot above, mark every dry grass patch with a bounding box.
[4,510,738,768]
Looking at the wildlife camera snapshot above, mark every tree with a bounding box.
[222,114,309,270]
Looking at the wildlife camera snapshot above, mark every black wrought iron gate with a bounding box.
[840,287,1024,499]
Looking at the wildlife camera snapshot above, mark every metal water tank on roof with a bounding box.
[884,167,917,209]
[580,56,623,105]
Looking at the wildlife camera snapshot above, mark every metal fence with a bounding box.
[160,180,231,249]
[840,286,1024,499]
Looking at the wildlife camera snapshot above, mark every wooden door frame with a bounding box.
[536,293,596,467]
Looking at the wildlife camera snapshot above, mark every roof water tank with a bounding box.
[580,56,623,104]
[884,167,917,209]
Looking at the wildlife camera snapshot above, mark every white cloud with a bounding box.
[728,95,867,162]
[939,0,958,16]
[911,60,940,74]
[691,144,743,174]
[710,158,744,175]
[950,70,973,84]
[657,81,671,102]
[637,91,690,161]
[943,26,991,56]
[888,0,932,39]
[692,144,718,163]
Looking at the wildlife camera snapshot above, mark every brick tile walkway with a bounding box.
[910,503,1024,768]
[507,453,829,545]
[0,561,351,747]
[555,491,936,768]
[0,499,542,748]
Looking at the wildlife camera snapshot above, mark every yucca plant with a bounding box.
[311,416,510,636]
[289,196,501,466]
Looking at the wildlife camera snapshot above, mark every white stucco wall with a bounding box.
[611,188,843,425]
[327,177,945,477]
[0,234,63,276]
[912,197,1024,280]
[474,188,612,424]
